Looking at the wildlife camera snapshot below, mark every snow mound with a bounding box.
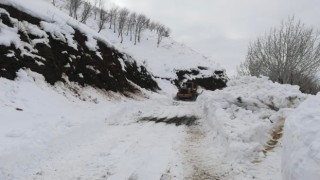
[197,76,307,179]
[283,94,320,180]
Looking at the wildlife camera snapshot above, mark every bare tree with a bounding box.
[139,17,150,42]
[156,24,169,47]
[126,12,136,41]
[93,0,98,20]
[97,8,108,33]
[134,14,148,45]
[52,0,56,6]
[239,17,320,94]
[98,0,104,10]
[80,2,93,23]
[69,0,82,20]
[149,22,158,32]
[68,0,73,17]
[164,28,170,37]
[112,8,119,33]
[73,0,82,20]
[109,6,119,31]
[156,24,165,47]
[117,8,129,43]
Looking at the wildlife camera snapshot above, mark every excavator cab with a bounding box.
[176,81,198,101]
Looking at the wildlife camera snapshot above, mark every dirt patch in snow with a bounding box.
[252,117,285,164]
[263,118,285,154]
[140,116,199,126]
[183,125,221,180]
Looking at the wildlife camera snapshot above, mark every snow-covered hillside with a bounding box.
[0,0,227,95]
[46,0,228,92]
[49,0,225,78]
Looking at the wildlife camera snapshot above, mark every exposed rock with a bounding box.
[174,67,228,91]
[0,4,159,94]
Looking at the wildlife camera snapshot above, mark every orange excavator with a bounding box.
[176,81,199,101]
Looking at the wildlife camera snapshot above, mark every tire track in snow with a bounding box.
[182,121,220,180]
[263,117,285,154]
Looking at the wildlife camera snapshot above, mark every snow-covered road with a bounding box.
[16,119,185,180]
[0,70,197,180]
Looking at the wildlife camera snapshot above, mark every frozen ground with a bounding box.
[0,71,308,180]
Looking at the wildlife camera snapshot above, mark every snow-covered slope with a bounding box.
[44,0,227,92]
[0,0,227,94]
[282,94,320,179]
[50,0,225,79]
[0,1,160,93]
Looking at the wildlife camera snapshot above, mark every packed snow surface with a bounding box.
[283,94,320,180]
[0,70,188,180]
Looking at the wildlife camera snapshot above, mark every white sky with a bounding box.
[108,0,320,75]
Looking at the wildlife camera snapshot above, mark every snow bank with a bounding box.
[197,76,307,179]
[282,94,320,180]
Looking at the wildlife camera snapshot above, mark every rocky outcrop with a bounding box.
[0,4,159,94]
[174,67,228,91]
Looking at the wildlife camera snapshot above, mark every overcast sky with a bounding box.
[108,0,320,75]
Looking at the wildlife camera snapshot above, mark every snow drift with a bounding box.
[282,94,320,180]
[197,76,307,179]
